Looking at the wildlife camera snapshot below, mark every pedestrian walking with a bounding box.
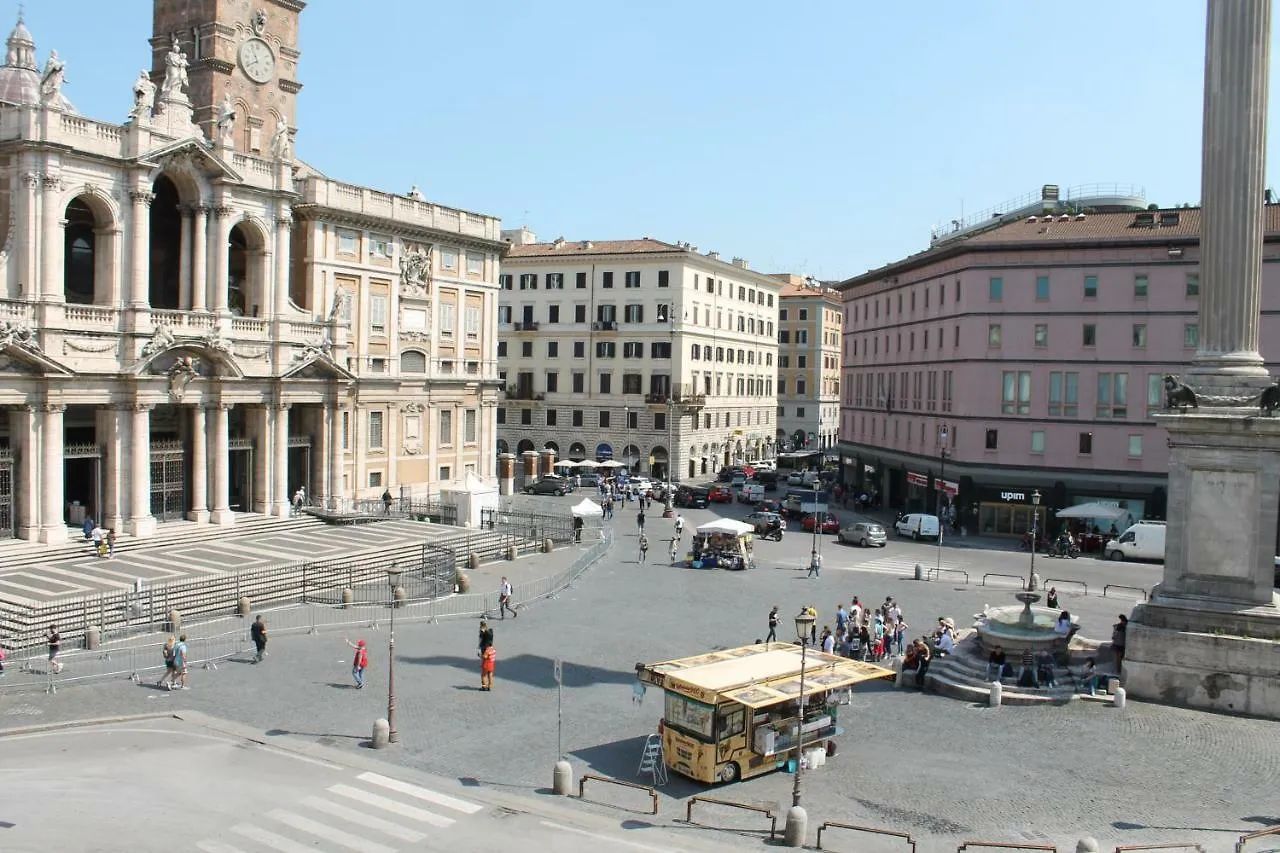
[158,635,177,689]
[637,509,646,532]
[766,606,779,643]
[806,549,822,578]
[81,515,95,541]
[47,624,61,674]
[674,514,684,538]
[345,638,368,688]
[1111,614,1128,673]
[668,537,679,563]
[478,620,494,655]
[498,577,518,619]
[173,633,189,688]
[381,487,393,515]
[638,533,649,563]
[480,644,496,691]
[90,525,105,558]
[106,528,116,558]
[250,614,268,663]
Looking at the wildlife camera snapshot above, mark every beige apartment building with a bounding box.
[496,231,781,479]
[774,276,842,451]
[0,3,502,542]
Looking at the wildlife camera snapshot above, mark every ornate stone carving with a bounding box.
[160,35,189,103]
[62,337,118,354]
[401,402,427,413]
[39,173,62,193]
[275,215,292,230]
[252,9,269,36]
[399,330,429,342]
[140,323,176,358]
[233,343,270,360]
[269,117,292,161]
[202,330,232,354]
[402,444,422,456]
[130,69,156,121]
[213,205,234,219]
[399,249,431,297]
[292,336,333,363]
[328,284,349,323]
[167,355,200,401]
[0,319,41,353]
[130,190,155,207]
[41,403,66,414]
[20,173,38,190]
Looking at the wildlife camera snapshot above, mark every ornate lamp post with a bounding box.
[936,426,949,579]
[1027,490,1041,591]
[784,609,816,847]
[386,565,402,744]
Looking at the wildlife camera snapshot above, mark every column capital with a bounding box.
[20,172,39,190]
[40,173,62,192]
[40,403,66,414]
[276,216,293,230]
[191,203,211,218]
[212,205,234,219]
[273,401,290,411]
[129,190,155,207]
[132,402,154,413]
[203,401,235,412]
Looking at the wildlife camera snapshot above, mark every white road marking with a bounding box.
[196,840,251,853]
[356,771,483,814]
[539,820,675,852]
[267,809,398,853]
[327,783,455,828]
[252,744,344,770]
[231,823,322,853]
[300,795,427,842]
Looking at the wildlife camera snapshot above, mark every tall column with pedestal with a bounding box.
[1125,0,1280,720]
[273,402,290,517]
[39,173,63,302]
[17,172,37,297]
[178,207,193,309]
[98,406,125,532]
[274,215,292,316]
[188,405,208,523]
[11,406,38,540]
[521,451,538,488]
[209,403,234,526]
[128,189,153,308]
[210,206,232,315]
[191,205,209,312]
[498,453,515,496]
[38,404,65,543]
[328,403,345,506]
[127,404,156,537]
[540,448,556,479]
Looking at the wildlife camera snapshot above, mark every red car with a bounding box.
[708,485,734,503]
[801,514,840,534]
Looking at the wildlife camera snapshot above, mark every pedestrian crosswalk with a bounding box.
[195,770,482,853]
[827,555,972,577]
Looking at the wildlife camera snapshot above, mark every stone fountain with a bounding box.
[974,591,1074,656]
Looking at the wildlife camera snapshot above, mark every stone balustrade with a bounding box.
[294,177,501,241]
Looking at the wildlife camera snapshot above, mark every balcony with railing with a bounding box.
[294,177,502,242]
[504,386,544,401]
[513,321,540,332]
[644,384,707,409]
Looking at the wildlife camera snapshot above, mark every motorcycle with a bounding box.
[761,524,784,542]
[1048,537,1080,559]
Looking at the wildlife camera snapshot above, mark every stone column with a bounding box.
[274,215,292,316]
[98,406,125,532]
[38,403,65,543]
[521,450,538,482]
[191,205,209,312]
[210,206,232,315]
[17,172,37,297]
[248,405,270,514]
[40,174,64,302]
[273,402,290,517]
[11,405,38,540]
[178,207,193,309]
[540,448,556,478]
[209,402,234,526]
[313,405,330,504]
[498,453,515,496]
[128,190,153,307]
[128,403,156,537]
[1190,0,1272,384]
[328,403,345,506]
[188,405,208,523]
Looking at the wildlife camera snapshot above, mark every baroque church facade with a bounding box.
[0,2,504,542]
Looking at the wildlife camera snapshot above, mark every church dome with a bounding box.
[0,13,40,107]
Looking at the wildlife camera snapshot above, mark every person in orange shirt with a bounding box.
[480,644,496,691]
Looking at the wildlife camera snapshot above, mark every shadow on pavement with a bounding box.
[570,736,703,801]
[400,652,637,690]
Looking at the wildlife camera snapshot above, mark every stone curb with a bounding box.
[0,711,179,738]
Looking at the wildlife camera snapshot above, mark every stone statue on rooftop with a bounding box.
[215,90,236,146]
[131,69,156,120]
[160,35,189,102]
[269,117,292,160]
[39,50,66,106]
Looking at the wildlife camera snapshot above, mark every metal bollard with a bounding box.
[393,586,406,608]
[342,588,354,608]
[543,538,554,553]
[506,545,518,561]
[468,553,480,571]
[553,760,574,795]
[237,596,251,618]
[989,680,1003,707]
[166,609,182,633]
[1113,687,1126,709]
[914,563,923,581]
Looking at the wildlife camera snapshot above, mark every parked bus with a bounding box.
[635,643,894,784]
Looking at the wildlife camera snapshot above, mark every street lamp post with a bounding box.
[386,565,402,744]
[935,426,949,579]
[1027,490,1041,591]
[785,609,816,847]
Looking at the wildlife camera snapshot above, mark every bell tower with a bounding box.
[149,1,304,153]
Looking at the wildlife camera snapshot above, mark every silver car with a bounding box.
[839,521,887,547]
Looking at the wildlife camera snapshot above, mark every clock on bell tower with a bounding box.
[150,0,305,154]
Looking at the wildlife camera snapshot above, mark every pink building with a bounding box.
[837,201,1280,540]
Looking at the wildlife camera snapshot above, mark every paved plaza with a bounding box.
[2,497,1277,851]
[0,519,460,604]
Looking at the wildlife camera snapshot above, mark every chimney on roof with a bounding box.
[706,251,720,260]
[500,227,537,245]
[731,257,749,269]
[580,240,593,249]
[552,237,566,249]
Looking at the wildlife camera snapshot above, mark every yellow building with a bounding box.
[773,275,842,451]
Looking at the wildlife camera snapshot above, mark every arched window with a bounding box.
[149,175,183,309]
[64,199,95,304]
[401,351,427,373]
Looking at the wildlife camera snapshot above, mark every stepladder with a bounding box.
[637,732,667,786]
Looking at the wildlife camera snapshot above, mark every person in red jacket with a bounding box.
[480,645,496,691]
[345,637,368,689]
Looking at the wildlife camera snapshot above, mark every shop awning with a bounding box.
[1057,502,1127,520]
[721,658,895,708]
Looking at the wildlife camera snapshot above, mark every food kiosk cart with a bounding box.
[684,518,756,570]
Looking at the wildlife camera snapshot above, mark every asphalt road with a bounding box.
[4,493,1273,852]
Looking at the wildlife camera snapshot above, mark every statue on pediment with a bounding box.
[161,35,189,102]
[131,69,156,121]
[0,319,40,353]
[215,91,236,147]
[141,323,176,358]
[293,336,333,363]
[40,51,68,109]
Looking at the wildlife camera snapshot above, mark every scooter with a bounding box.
[1048,537,1080,559]
[761,524,784,542]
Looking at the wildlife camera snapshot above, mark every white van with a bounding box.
[894,513,940,540]
[1104,521,1166,562]
[737,483,764,504]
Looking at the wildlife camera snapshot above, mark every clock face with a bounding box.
[238,38,276,84]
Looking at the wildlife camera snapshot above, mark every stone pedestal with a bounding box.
[498,453,515,496]
[521,451,538,483]
[540,449,556,478]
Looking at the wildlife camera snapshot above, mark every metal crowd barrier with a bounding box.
[980,573,1024,587]
[578,773,659,815]
[1116,845,1204,853]
[958,844,1056,853]
[1043,578,1089,596]
[927,567,970,584]
[817,821,915,852]
[1236,826,1280,853]
[684,796,777,839]
[1103,584,1149,600]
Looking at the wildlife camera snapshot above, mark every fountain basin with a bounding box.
[976,602,1076,656]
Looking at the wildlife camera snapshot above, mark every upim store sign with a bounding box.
[999,490,1031,502]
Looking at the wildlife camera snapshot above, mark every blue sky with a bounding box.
[17,1,1279,280]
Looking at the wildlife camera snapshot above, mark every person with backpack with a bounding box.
[172,634,189,688]
[345,638,368,689]
[250,615,268,663]
[158,635,177,689]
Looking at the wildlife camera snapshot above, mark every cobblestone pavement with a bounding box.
[0,712,746,853]
[3,499,1272,851]
[0,519,463,603]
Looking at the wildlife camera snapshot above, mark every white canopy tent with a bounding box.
[1056,502,1128,520]
[553,460,576,468]
[696,518,755,537]
[597,460,626,469]
[571,498,604,517]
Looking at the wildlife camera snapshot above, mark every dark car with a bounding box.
[758,499,783,514]
[578,473,603,488]
[525,478,569,496]
[755,471,779,492]
[676,487,710,509]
